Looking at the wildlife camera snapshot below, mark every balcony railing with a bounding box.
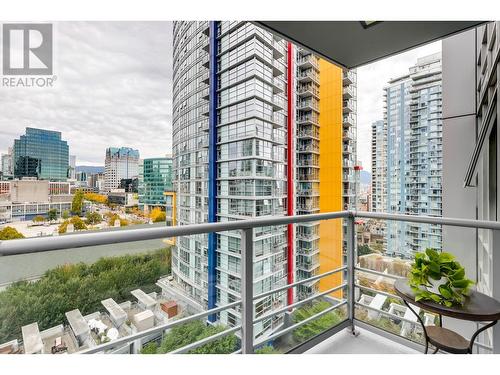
[1,211,499,354]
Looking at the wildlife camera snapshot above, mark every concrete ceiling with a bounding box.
[255,21,485,69]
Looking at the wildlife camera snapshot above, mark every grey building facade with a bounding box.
[442,22,500,351]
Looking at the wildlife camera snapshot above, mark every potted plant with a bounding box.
[408,248,474,307]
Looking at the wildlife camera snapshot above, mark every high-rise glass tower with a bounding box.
[138,157,173,211]
[371,120,386,214]
[172,21,289,339]
[171,21,356,340]
[372,53,442,258]
[13,128,69,181]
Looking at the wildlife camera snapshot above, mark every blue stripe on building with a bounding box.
[207,21,218,322]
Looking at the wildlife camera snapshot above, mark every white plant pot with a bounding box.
[427,278,446,294]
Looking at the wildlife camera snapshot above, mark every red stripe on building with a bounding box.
[286,42,294,306]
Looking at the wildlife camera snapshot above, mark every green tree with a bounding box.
[71,189,84,216]
[0,227,25,240]
[61,210,70,220]
[255,345,281,354]
[86,211,103,225]
[140,342,159,354]
[292,301,342,342]
[153,320,238,354]
[358,244,374,256]
[48,209,58,222]
[58,216,88,234]
[0,247,172,343]
[32,215,46,223]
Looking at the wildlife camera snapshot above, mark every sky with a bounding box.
[0,21,173,166]
[0,22,440,171]
[357,41,442,173]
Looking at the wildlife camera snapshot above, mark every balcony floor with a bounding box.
[306,327,420,354]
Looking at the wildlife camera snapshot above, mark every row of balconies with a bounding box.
[297,54,320,70]
[297,128,320,139]
[297,98,319,112]
[297,114,319,126]
[343,70,356,86]
[343,85,355,99]
[343,114,356,127]
[343,144,353,154]
[297,85,320,98]
[343,129,355,140]
[296,189,320,197]
[297,143,320,154]
[343,99,355,114]
[297,69,319,84]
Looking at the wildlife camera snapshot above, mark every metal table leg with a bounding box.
[468,320,497,354]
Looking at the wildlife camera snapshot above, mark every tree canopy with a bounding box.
[71,189,84,215]
[0,247,171,343]
[85,211,103,225]
[150,207,166,223]
[48,208,58,222]
[84,192,108,205]
[140,320,238,354]
[0,226,25,240]
[32,215,46,223]
[292,301,343,342]
[58,216,88,234]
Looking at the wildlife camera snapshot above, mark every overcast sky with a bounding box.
[0,21,173,166]
[357,41,442,173]
[0,22,440,172]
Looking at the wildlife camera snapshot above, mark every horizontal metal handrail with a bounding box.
[3,210,500,257]
[356,283,404,300]
[0,211,350,256]
[253,265,347,300]
[355,266,405,280]
[354,210,500,230]
[80,300,241,354]
[255,301,348,348]
[253,283,347,324]
[356,300,424,326]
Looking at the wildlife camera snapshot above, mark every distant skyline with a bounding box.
[0,22,173,166]
[357,41,442,173]
[1,22,441,172]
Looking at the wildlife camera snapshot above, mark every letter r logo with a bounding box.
[2,23,53,75]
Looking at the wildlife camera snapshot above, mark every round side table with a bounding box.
[394,279,500,354]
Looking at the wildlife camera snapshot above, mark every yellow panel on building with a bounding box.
[318,59,343,294]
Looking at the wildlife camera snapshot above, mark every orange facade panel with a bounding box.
[318,59,343,295]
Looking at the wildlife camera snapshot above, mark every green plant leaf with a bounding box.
[438,285,452,299]
[450,267,465,280]
[425,248,439,261]
[451,279,470,288]
[429,293,441,303]
[439,252,455,263]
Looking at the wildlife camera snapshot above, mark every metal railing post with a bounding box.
[492,229,500,353]
[240,228,254,354]
[346,213,357,335]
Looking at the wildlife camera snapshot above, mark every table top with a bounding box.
[394,279,500,321]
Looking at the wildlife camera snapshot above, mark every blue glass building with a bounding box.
[13,128,69,181]
[373,53,443,258]
[138,157,173,210]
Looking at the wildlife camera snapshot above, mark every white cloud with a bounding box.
[0,21,173,166]
[357,41,442,173]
